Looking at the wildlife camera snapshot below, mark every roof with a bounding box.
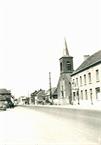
[0,89,11,95]
[46,87,57,96]
[72,50,101,76]
[37,90,46,97]
[31,90,38,96]
[63,39,69,56]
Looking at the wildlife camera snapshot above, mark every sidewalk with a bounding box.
[51,100,101,111]
[59,102,101,111]
[25,100,101,112]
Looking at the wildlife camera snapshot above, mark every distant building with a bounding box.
[33,89,46,105]
[18,96,25,105]
[30,88,58,105]
[57,40,74,105]
[30,90,38,104]
[45,87,58,102]
[71,50,101,105]
[18,96,29,105]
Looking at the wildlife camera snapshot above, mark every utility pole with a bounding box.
[49,72,53,104]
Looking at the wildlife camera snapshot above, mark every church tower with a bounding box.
[59,39,73,74]
[57,39,73,105]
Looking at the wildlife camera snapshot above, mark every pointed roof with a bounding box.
[63,38,69,56]
[37,89,46,97]
[46,87,57,96]
[31,90,38,97]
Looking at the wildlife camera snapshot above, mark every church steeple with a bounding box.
[57,39,74,104]
[63,38,69,56]
[59,39,73,74]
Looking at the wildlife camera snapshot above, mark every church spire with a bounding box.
[63,38,69,56]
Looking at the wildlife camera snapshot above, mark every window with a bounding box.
[85,90,88,100]
[84,75,86,85]
[80,76,82,86]
[67,61,71,70]
[77,90,79,96]
[73,79,75,84]
[73,92,76,100]
[95,87,100,100]
[90,89,92,94]
[60,62,62,71]
[81,90,83,100]
[88,72,91,84]
[90,89,93,104]
[96,69,99,82]
[76,78,78,87]
[72,79,75,88]
[61,85,64,98]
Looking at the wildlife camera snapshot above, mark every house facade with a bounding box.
[71,50,101,105]
[31,89,46,105]
[45,87,58,104]
[30,88,57,105]
[18,96,27,105]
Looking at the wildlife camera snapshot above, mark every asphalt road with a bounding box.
[0,106,101,145]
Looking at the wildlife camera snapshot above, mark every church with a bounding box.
[57,40,101,105]
[57,40,74,105]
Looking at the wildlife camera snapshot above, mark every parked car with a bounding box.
[9,102,14,108]
[7,101,14,108]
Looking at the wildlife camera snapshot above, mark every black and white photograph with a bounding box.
[0,0,101,145]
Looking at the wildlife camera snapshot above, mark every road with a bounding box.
[0,106,101,145]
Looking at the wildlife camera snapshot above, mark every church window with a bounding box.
[61,85,64,98]
[67,61,71,70]
[73,92,76,100]
[60,62,62,71]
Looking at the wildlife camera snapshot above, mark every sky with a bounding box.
[0,0,101,97]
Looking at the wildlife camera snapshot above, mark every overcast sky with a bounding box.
[0,0,100,97]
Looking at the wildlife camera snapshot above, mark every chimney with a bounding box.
[83,55,90,61]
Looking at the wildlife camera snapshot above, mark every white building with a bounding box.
[71,50,101,105]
